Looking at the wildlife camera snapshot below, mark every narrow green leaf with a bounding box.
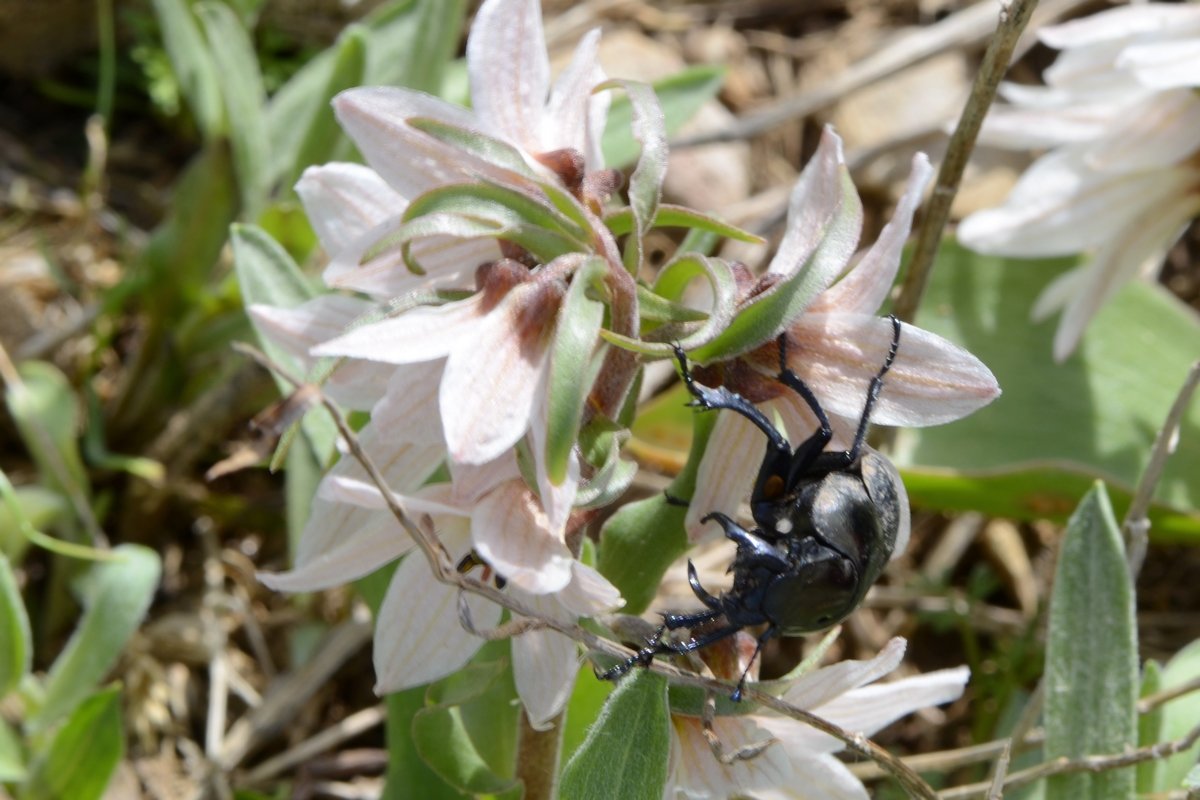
[1044,482,1137,800]
[407,117,538,179]
[5,361,89,503]
[0,554,31,697]
[0,717,25,781]
[25,686,123,800]
[0,484,67,562]
[546,258,607,484]
[1137,660,1166,794]
[284,25,367,190]
[601,80,665,274]
[197,1,269,219]
[1158,638,1200,790]
[29,545,162,733]
[604,204,763,244]
[562,663,614,764]
[561,670,670,800]
[635,285,710,325]
[602,66,725,168]
[380,0,468,93]
[150,0,224,137]
[690,167,860,363]
[232,224,338,467]
[899,240,1200,538]
[412,659,519,795]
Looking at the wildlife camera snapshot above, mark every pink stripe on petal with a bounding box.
[783,637,906,710]
[686,411,763,542]
[767,126,849,281]
[816,666,970,736]
[513,628,578,729]
[312,295,484,364]
[373,546,497,693]
[296,162,404,255]
[468,0,550,155]
[544,28,606,160]
[472,481,573,594]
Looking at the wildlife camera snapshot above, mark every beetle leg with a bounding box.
[843,315,901,463]
[672,345,792,456]
[732,626,776,702]
[775,333,835,483]
[702,512,789,573]
[687,560,723,610]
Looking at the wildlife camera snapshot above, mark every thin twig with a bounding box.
[937,722,1200,800]
[234,342,939,800]
[1122,359,1200,578]
[985,739,1012,800]
[893,0,1039,324]
[239,705,387,786]
[1138,674,1200,715]
[850,729,1044,780]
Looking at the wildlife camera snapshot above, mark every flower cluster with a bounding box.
[249,0,998,775]
[959,2,1200,361]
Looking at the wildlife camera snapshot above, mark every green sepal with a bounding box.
[604,204,762,244]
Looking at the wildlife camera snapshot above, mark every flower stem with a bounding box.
[892,0,1039,324]
[516,709,565,800]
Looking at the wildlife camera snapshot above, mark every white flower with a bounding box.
[665,637,968,800]
[686,129,1001,540]
[958,3,1200,361]
[298,0,611,299]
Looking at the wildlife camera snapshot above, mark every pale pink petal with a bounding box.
[1031,266,1087,322]
[296,162,404,255]
[333,87,485,198]
[544,28,607,163]
[766,127,858,288]
[815,666,970,735]
[249,296,393,410]
[312,295,484,364]
[368,361,447,445]
[1053,192,1200,361]
[1085,90,1200,172]
[685,411,763,542]
[468,0,550,155]
[512,627,578,729]
[789,314,1000,427]
[668,716,869,800]
[782,637,905,710]
[373,525,500,692]
[472,481,573,594]
[957,149,1184,257]
[809,153,932,315]
[556,561,624,617]
[977,99,1123,150]
[258,502,410,592]
[528,380,580,531]
[449,452,522,506]
[1041,5,1200,49]
[439,286,555,465]
[1122,39,1200,89]
[322,215,501,299]
[319,475,464,517]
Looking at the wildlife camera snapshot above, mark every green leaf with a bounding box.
[407,117,538,180]
[377,0,467,93]
[231,224,338,467]
[689,167,861,363]
[562,663,614,764]
[546,258,607,484]
[601,80,665,274]
[197,1,269,219]
[412,659,520,795]
[284,26,367,190]
[561,670,669,800]
[604,204,762,244]
[29,545,162,734]
[1158,638,1200,790]
[5,361,89,503]
[1137,660,1165,795]
[0,485,66,562]
[1044,483,1137,800]
[602,66,725,168]
[0,717,25,782]
[0,554,31,698]
[25,686,123,800]
[898,240,1200,538]
[150,0,224,137]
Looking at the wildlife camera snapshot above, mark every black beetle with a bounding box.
[601,316,910,700]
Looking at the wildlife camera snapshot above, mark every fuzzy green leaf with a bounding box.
[560,670,670,800]
[1044,483,1137,800]
[602,66,725,168]
[1138,660,1166,794]
[197,1,269,218]
[29,546,161,734]
[150,0,224,137]
[0,554,31,697]
[1158,638,1200,790]
[25,686,123,800]
[5,361,89,504]
[604,204,762,244]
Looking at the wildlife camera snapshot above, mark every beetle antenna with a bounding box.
[846,315,902,462]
